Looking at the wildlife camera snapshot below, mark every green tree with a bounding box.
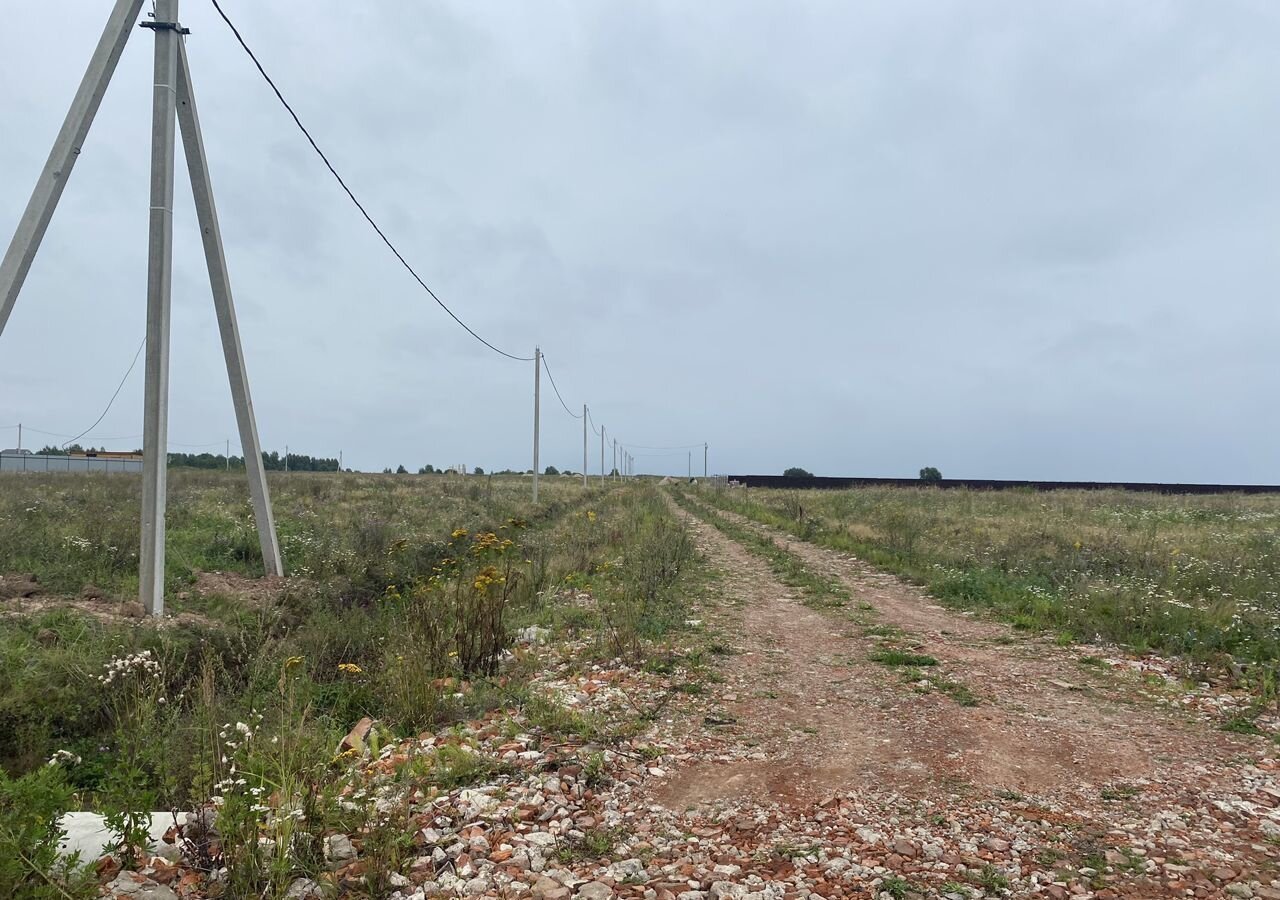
[473,466,485,475]
[544,465,559,476]
[395,465,408,474]
[919,466,942,484]
[783,467,813,478]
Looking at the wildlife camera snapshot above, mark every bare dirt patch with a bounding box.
[0,569,291,628]
[184,570,292,607]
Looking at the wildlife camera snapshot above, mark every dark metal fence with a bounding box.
[726,475,1280,495]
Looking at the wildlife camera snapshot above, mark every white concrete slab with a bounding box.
[58,812,177,862]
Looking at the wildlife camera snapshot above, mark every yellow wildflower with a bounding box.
[451,528,469,539]
[337,663,363,675]
[284,655,305,670]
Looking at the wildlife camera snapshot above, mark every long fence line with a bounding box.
[0,452,143,474]
[726,474,1280,496]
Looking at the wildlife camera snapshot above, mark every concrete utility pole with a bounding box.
[532,346,541,502]
[138,0,182,616]
[688,451,691,480]
[612,438,617,480]
[225,439,229,471]
[176,34,281,575]
[582,404,588,488]
[0,0,282,615]
[600,426,605,486]
[16,424,20,453]
[704,442,708,478]
[284,444,289,474]
[0,0,145,336]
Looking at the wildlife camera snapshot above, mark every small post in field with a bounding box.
[582,404,588,488]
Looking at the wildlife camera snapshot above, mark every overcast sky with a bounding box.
[1,1,1277,481]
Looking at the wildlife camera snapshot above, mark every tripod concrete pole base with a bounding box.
[0,0,285,614]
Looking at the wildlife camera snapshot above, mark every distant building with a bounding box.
[69,449,144,462]
[1,449,142,474]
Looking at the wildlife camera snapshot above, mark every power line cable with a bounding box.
[208,1,701,464]
[207,0,533,363]
[586,407,601,437]
[19,427,78,438]
[61,336,146,449]
[621,441,705,451]
[540,355,582,418]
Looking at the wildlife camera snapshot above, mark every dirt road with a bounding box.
[641,495,1280,898]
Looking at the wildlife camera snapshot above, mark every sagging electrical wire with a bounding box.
[61,336,146,449]
[540,355,583,418]
[208,0,533,363]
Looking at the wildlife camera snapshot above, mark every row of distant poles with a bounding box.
[528,346,708,503]
[0,0,710,618]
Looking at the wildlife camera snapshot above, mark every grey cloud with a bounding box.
[1,1,1277,481]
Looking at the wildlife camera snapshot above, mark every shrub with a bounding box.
[0,764,94,900]
[919,466,942,484]
[783,467,813,478]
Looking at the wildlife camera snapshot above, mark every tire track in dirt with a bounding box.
[652,493,1278,888]
[700,502,1248,756]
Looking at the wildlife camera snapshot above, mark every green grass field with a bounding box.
[687,484,1280,689]
[0,474,705,819]
[4,473,1278,898]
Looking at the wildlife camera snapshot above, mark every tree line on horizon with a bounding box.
[32,445,628,478]
[35,445,340,472]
